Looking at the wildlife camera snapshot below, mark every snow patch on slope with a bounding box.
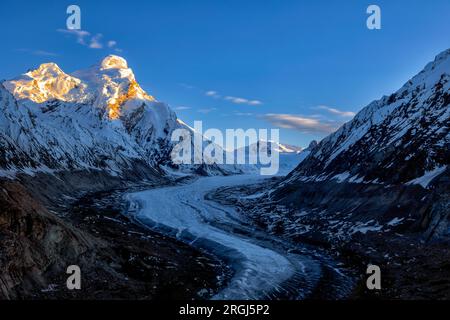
[406,166,447,188]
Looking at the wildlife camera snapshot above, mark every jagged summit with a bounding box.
[425,48,450,71]
[3,62,84,103]
[397,47,450,95]
[4,56,155,119]
[100,55,129,70]
[28,62,65,77]
[0,55,242,178]
[284,48,450,187]
[73,55,135,82]
[0,55,177,176]
[258,49,450,250]
[71,55,155,119]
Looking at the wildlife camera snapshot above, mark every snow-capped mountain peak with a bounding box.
[3,62,85,103]
[244,140,303,155]
[0,55,243,178]
[4,55,155,120]
[100,55,129,70]
[284,48,450,187]
[72,55,155,119]
[0,56,175,177]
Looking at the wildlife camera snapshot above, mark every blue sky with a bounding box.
[0,0,449,147]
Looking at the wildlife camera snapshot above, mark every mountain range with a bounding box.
[1,55,253,180]
[0,49,449,299]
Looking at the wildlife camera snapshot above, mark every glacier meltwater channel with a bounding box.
[125,175,323,299]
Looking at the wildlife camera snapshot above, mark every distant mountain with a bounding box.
[245,140,303,154]
[235,140,308,175]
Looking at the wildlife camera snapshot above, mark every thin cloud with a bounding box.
[57,29,119,51]
[205,90,221,99]
[107,40,123,53]
[89,34,103,49]
[174,106,191,111]
[197,107,217,114]
[263,113,341,134]
[224,96,262,106]
[234,112,253,116]
[179,83,195,90]
[182,85,263,106]
[57,29,90,45]
[15,49,59,57]
[107,40,117,48]
[33,50,59,57]
[316,105,356,117]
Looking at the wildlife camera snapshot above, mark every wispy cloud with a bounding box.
[262,113,341,134]
[205,90,221,99]
[107,40,123,52]
[179,83,195,90]
[89,33,103,49]
[198,107,217,114]
[15,48,59,57]
[181,85,263,106]
[224,96,262,106]
[315,105,356,117]
[107,40,117,48]
[57,29,90,45]
[204,89,263,106]
[174,106,191,111]
[234,112,254,116]
[33,50,59,57]
[57,29,121,52]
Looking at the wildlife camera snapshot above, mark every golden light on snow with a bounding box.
[107,80,154,120]
[101,55,128,70]
[5,63,82,103]
[4,55,156,121]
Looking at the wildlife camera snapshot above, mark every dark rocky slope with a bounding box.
[237,49,450,299]
[0,172,228,299]
[269,49,450,242]
[0,179,94,299]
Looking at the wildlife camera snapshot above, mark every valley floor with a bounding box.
[209,178,450,299]
[125,175,354,299]
[17,185,228,300]
[4,173,448,299]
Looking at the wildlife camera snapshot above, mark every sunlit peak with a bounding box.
[100,55,128,70]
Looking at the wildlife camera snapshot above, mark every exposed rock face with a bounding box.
[267,49,450,241]
[231,50,450,299]
[0,179,94,299]
[285,49,449,186]
[0,172,227,299]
